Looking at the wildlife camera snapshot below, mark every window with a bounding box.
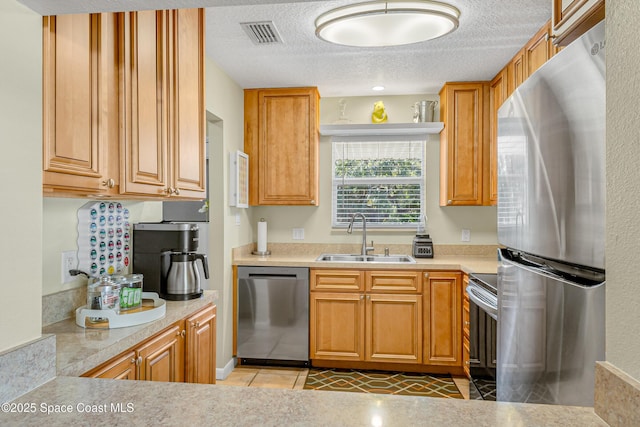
[332,138,425,228]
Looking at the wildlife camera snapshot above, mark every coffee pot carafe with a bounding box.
[166,253,209,300]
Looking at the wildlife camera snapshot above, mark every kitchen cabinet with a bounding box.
[185,303,217,384]
[462,274,471,379]
[524,21,556,79]
[439,82,490,206]
[121,8,206,199]
[42,13,120,196]
[244,87,320,206]
[310,269,422,364]
[552,0,605,47]
[488,68,508,206]
[137,321,185,382]
[424,271,462,366]
[43,9,206,200]
[82,304,216,384]
[507,49,524,97]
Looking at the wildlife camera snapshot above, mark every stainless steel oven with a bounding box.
[467,273,498,400]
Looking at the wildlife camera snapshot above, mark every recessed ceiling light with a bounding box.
[372,86,385,91]
[315,1,460,48]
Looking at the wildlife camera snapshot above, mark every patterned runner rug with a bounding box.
[303,368,463,399]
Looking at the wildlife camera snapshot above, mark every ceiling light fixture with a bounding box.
[315,0,460,47]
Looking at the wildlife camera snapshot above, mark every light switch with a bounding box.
[461,229,471,242]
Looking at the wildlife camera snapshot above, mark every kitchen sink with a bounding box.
[315,254,417,263]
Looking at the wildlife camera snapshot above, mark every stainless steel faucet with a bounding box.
[347,212,374,256]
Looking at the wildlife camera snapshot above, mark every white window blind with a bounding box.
[332,138,425,228]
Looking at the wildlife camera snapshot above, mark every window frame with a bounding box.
[331,135,426,229]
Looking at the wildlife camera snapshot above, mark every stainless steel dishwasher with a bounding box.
[237,266,309,366]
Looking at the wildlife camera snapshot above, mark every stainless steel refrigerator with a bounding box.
[496,21,605,407]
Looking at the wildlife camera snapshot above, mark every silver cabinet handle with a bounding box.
[360,295,364,300]
[181,330,186,338]
[366,295,371,301]
[447,199,452,205]
[310,200,316,205]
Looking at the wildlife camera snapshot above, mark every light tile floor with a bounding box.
[218,365,470,399]
[217,366,309,390]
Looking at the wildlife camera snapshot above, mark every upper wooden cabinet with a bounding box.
[43,9,206,200]
[244,87,320,206]
[488,68,508,206]
[507,48,525,97]
[121,9,206,199]
[552,0,605,46]
[524,21,557,79]
[43,14,120,196]
[439,82,490,206]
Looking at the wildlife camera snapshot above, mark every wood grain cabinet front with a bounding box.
[43,9,206,200]
[244,87,320,206]
[42,13,120,196]
[82,304,216,383]
[424,271,462,367]
[310,270,422,365]
[439,82,490,206]
[552,0,604,47]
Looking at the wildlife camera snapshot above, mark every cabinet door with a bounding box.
[82,350,137,380]
[185,304,216,384]
[121,10,169,196]
[366,294,422,364]
[507,49,525,96]
[43,14,119,195]
[310,292,364,361]
[439,82,488,206]
[462,274,471,378]
[524,22,554,79]
[552,0,604,46]
[168,8,206,199]
[137,321,185,382]
[489,68,508,206]
[424,272,462,366]
[245,87,320,206]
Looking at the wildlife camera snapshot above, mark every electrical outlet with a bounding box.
[61,251,77,283]
[292,228,305,240]
[461,229,471,242]
[235,213,241,226]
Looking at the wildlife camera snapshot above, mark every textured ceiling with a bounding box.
[18,0,551,97]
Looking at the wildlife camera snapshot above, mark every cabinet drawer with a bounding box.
[366,271,422,293]
[310,269,364,292]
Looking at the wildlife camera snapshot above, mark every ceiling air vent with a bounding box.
[241,21,283,45]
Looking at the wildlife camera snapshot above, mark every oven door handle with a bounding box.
[466,285,498,320]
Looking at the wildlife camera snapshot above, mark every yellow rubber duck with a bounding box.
[371,101,388,124]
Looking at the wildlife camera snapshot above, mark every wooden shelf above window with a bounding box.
[320,122,444,137]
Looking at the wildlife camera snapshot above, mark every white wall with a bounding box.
[0,0,42,352]
[252,94,498,246]
[606,0,640,380]
[42,199,162,295]
[205,57,252,370]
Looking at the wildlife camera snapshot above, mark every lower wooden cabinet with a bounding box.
[424,271,462,366]
[186,304,217,384]
[83,304,216,384]
[137,322,185,382]
[310,270,422,365]
[462,274,471,379]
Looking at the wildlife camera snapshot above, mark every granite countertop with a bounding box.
[4,377,606,426]
[233,249,499,274]
[43,290,218,377]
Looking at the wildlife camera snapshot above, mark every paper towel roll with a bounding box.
[257,219,268,253]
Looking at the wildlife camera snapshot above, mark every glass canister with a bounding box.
[119,274,143,311]
[87,276,121,314]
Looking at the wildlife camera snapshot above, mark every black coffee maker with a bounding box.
[133,222,209,300]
